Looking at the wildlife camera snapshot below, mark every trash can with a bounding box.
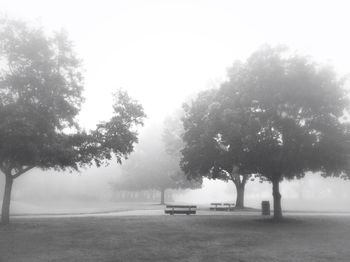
[261,201,270,216]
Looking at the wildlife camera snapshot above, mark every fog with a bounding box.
[1,0,350,214]
[1,165,350,214]
[177,174,350,211]
[1,122,350,214]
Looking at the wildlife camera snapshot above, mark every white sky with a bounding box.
[2,0,350,129]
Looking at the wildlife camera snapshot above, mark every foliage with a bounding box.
[162,109,185,158]
[82,90,146,167]
[230,46,350,217]
[0,18,145,223]
[0,18,84,172]
[180,87,255,208]
[181,45,350,216]
[227,46,350,181]
[114,119,201,193]
[181,88,258,179]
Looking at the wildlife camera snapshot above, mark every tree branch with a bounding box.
[242,174,248,185]
[12,166,35,179]
[229,172,239,187]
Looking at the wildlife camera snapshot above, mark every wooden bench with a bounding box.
[210,203,235,211]
[164,205,197,215]
[223,203,235,211]
[210,203,225,211]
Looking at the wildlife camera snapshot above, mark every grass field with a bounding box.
[1,215,350,262]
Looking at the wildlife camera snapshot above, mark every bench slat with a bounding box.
[210,207,231,211]
[166,205,196,208]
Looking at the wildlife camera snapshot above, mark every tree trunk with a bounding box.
[235,184,245,209]
[230,171,246,209]
[272,178,282,220]
[160,188,166,205]
[1,175,13,225]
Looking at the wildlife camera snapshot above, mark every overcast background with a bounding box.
[1,0,350,213]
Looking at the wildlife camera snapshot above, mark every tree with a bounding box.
[181,46,350,218]
[222,46,350,219]
[162,109,185,158]
[162,110,203,202]
[0,18,145,224]
[114,121,200,204]
[180,89,256,209]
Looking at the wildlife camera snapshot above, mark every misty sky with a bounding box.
[2,0,350,212]
[2,0,350,129]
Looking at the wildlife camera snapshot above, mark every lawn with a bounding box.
[0,215,349,262]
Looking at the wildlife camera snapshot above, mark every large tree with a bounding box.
[180,89,256,208]
[0,18,145,224]
[181,46,350,217]
[222,46,350,219]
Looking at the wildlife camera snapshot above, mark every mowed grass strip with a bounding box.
[0,215,349,262]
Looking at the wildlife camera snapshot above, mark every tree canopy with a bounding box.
[181,45,350,218]
[232,46,350,218]
[180,87,257,208]
[0,18,145,224]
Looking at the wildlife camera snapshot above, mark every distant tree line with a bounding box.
[111,119,201,205]
[111,189,174,203]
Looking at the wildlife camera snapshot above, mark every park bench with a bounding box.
[164,205,197,215]
[210,203,235,211]
[210,203,224,211]
[223,203,235,211]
